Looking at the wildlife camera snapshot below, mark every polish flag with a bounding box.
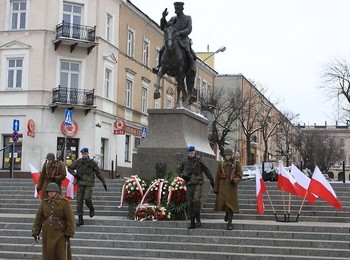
[256,168,266,215]
[62,167,77,200]
[277,162,303,197]
[29,163,41,199]
[308,166,342,210]
[290,164,317,204]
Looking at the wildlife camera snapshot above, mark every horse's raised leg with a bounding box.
[154,68,165,99]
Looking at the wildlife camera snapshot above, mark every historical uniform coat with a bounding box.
[32,195,75,260]
[37,160,66,200]
[213,158,243,213]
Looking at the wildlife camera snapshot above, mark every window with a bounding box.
[2,134,23,170]
[142,39,150,66]
[201,81,207,98]
[11,0,26,30]
[60,60,81,104]
[104,68,111,98]
[166,94,173,109]
[340,138,345,146]
[63,2,83,38]
[141,86,148,114]
[126,79,133,108]
[60,60,80,89]
[127,28,135,57]
[155,48,160,68]
[135,137,141,149]
[154,98,161,109]
[7,58,23,89]
[125,135,131,162]
[106,13,112,42]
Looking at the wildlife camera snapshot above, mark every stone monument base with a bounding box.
[132,109,218,180]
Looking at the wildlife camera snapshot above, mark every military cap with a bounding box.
[46,153,55,160]
[174,2,184,7]
[224,148,233,155]
[187,146,195,152]
[46,182,60,192]
[80,147,89,153]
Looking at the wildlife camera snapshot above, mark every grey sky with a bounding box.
[130,0,350,125]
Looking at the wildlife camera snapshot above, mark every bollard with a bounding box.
[111,160,114,180]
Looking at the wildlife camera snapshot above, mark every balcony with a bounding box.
[50,86,95,115]
[53,21,98,55]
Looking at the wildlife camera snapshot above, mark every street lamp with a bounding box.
[201,46,226,63]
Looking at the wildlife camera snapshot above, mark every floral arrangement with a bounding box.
[119,175,147,207]
[167,177,187,214]
[134,204,171,221]
[120,176,187,221]
[140,179,169,206]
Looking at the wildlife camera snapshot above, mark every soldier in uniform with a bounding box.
[213,148,243,230]
[178,146,214,229]
[68,147,107,226]
[32,182,75,260]
[37,153,66,200]
[153,2,197,76]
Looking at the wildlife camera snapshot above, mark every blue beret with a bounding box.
[80,147,89,153]
[187,146,195,152]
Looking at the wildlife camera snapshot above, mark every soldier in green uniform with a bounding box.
[213,148,243,230]
[68,147,107,226]
[32,182,75,260]
[178,146,214,229]
[37,153,66,200]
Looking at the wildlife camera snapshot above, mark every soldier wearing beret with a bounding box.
[37,152,66,200]
[178,145,214,229]
[32,182,75,260]
[68,147,107,226]
[213,148,243,230]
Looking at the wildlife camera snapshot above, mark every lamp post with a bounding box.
[196,46,226,108]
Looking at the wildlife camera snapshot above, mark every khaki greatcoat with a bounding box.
[32,195,75,260]
[213,158,242,213]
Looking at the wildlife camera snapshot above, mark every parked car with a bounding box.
[242,165,259,180]
[255,162,278,181]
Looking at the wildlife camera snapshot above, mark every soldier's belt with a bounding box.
[219,173,231,179]
[47,216,63,221]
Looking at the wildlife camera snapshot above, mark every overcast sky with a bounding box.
[130,0,350,125]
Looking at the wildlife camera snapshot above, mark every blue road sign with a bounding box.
[141,127,147,138]
[12,131,19,142]
[13,119,19,132]
[64,109,73,126]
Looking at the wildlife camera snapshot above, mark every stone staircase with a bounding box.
[0,178,350,259]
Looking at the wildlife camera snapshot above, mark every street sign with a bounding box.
[141,127,147,138]
[13,119,19,132]
[12,131,19,143]
[64,109,73,126]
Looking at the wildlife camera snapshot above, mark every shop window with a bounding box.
[2,134,22,170]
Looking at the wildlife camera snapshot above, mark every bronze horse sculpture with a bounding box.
[154,24,196,108]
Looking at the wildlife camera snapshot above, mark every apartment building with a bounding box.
[0,0,218,176]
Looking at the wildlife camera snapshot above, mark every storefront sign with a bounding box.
[27,119,35,137]
[114,120,126,135]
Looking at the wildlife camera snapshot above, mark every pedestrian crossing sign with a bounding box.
[64,109,73,126]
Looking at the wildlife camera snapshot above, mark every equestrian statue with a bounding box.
[153,2,197,108]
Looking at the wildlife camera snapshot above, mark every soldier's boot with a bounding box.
[76,215,84,227]
[226,210,233,230]
[224,212,228,222]
[195,213,201,227]
[89,207,95,218]
[188,217,196,229]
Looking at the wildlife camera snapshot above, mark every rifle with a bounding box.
[58,137,67,162]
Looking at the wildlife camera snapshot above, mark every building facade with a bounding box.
[0,0,218,176]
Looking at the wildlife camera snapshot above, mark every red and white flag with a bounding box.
[29,163,41,199]
[62,167,77,200]
[277,162,303,197]
[291,164,317,204]
[308,166,342,210]
[256,168,266,215]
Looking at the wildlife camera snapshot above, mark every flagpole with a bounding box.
[281,190,287,221]
[288,193,291,222]
[265,189,278,221]
[296,191,308,222]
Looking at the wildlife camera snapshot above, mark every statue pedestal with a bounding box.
[132,108,217,180]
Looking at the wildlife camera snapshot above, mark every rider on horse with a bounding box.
[153,2,197,79]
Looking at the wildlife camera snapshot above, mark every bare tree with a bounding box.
[321,59,350,122]
[200,87,243,157]
[275,111,300,166]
